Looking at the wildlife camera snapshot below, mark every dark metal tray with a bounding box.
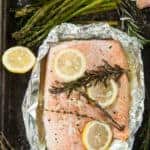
[0,0,149,149]
[0,0,30,149]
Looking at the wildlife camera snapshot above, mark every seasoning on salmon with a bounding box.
[43,40,130,150]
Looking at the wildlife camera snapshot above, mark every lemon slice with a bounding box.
[87,79,118,108]
[54,48,86,82]
[2,46,36,73]
[82,121,113,150]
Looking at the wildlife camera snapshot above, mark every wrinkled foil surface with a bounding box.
[22,23,145,150]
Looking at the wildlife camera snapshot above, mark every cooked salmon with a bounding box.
[137,0,150,9]
[43,40,130,150]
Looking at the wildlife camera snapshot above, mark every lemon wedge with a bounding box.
[2,46,36,73]
[87,79,118,108]
[82,121,113,150]
[54,48,86,82]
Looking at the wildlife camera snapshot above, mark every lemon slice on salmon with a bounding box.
[2,46,36,73]
[87,79,118,108]
[54,48,86,82]
[82,121,113,150]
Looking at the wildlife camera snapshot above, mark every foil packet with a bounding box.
[22,23,145,150]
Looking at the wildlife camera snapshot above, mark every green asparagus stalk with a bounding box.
[13,0,63,39]
[81,2,118,15]
[72,20,119,26]
[24,0,61,28]
[15,6,39,18]
[22,0,113,45]
[72,0,120,17]
[65,0,106,20]
[13,0,121,48]
[13,0,73,41]
[19,0,88,45]
[37,0,73,26]
[27,29,50,48]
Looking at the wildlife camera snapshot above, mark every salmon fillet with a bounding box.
[43,40,130,150]
[137,0,150,9]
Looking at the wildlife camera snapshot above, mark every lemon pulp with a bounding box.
[87,79,118,108]
[82,121,113,150]
[2,46,36,73]
[54,48,86,82]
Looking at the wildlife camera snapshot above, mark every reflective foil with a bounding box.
[22,23,145,150]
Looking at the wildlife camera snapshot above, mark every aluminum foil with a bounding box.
[22,23,145,150]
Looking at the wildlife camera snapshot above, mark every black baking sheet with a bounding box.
[0,0,150,149]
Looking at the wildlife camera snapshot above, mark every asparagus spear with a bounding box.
[27,29,50,48]
[36,0,73,26]
[13,0,63,39]
[72,20,119,26]
[68,0,120,19]
[65,0,106,20]
[20,0,107,45]
[19,0,87,45]
[81,2,118,15]
[24,0,60,27]
[13,0,74,41]
[15,6,39,18]
[13,0,121,48]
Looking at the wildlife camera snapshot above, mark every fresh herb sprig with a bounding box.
[49,60,126,96]
[78,91,125,131]
[49,60,126,131]
[119,0,150,45]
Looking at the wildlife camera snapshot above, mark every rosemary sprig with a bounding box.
[49,60,126,96]
[119,0,150,45]
[45,91,125,131]
[78,91,125,131]
[49,60,126,130]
